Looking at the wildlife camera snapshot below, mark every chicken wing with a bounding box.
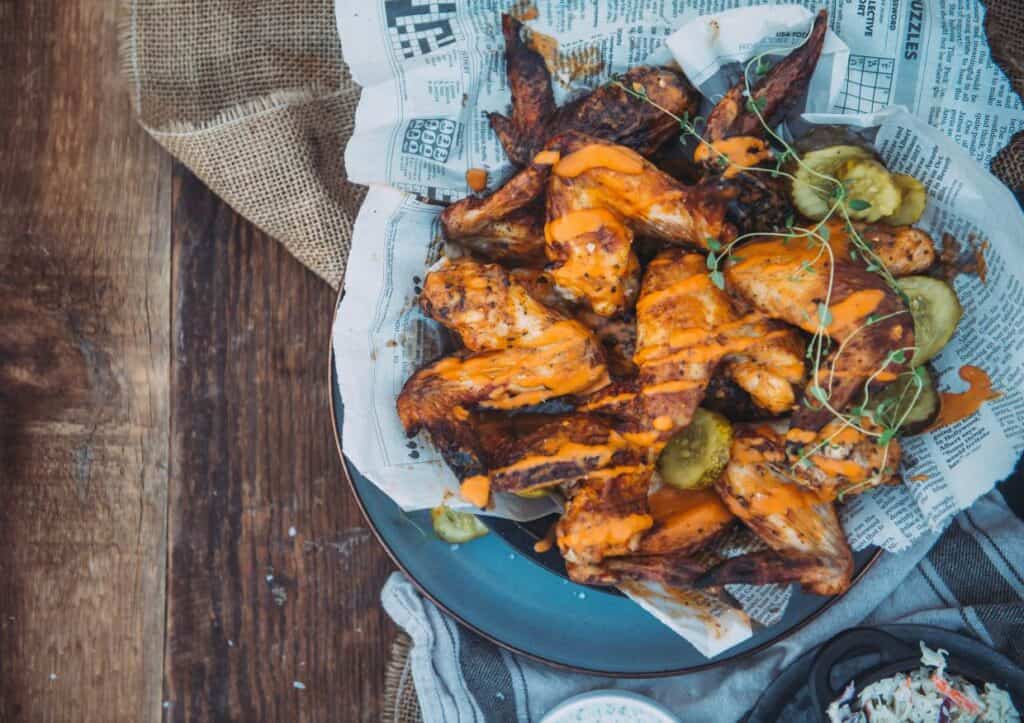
[440,161,549,262]
[488,14,557,168]
[724,236,914,438]
[583,249,804,439]
[557,463,654,566]
[486,415,647,495]
[692,11,827,232]
[851,223,936,276]
[545,133,734,315]
[785,417,902,498]
[509,263,640,377]
[565,481,733,581]
[704,10,828,144]
[700,426,854,596]
[397,259,610,478]
[489,13,700,166]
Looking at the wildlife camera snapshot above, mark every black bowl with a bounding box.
[808,626,1024,721]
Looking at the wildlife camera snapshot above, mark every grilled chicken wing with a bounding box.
[694,11,827,232]
[700,427,854,596]
[489,13,700,166]
[583,250,804,437]
[486,415,647,495]
[567,552,706,588]
[397,259,609,478]
[557,483,726,587]
[724,236,914,438]
[785,417,902,498]
[488,14,557,168]
[545,133,733,315]
[440,162,550,262]
[509,265,640,377]
[704,10,828,144]
[557,463,655,566]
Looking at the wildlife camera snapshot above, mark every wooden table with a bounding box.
[0,4,395,721]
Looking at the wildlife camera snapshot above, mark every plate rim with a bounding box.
[328,291,881,677]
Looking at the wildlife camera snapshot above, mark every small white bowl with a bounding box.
[540,690,680,723]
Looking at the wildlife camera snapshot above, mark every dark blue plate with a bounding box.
[331,354,880,676]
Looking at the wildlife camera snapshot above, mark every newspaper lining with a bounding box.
[334,1,1024,657]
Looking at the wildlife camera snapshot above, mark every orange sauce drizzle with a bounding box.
[747,482,822,516]
[929,365,1001,430]
[460,475,491,508]
[558,513,653,552]
[544,207,624,242]
[652,415,674,431]
[553,144,645,178]
[532,150,561,165]
[807,456,869,482]
[533,522,557,553]
[826,289,886,334]
[693,136,772,179]
[432,320,609,408]
[465,168,488,192]
[647,486,731,523]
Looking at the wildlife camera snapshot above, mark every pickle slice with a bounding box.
[898,276,963,366]
[867,366,939,435]
[656,409,733,490]
[431,504,489,543]
[836,159,903,221]
[790,145,874,219]
[882,174,927,226]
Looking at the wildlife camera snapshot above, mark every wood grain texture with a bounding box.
[0,2,171,721]
[165,164,395,723]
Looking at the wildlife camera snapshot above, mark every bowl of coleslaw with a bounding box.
[810,628,1022,722]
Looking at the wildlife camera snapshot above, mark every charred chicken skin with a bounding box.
[489,15,700,167]
[704,10,828,144]
[724,236,914,436]
[692,10,828,233]
[700,426,855,596]
[582,249,805,437]
[545,133,734,315]
[397,258,609,478]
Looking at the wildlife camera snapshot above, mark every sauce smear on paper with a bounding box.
[929,365,1001,430]
[465,168,488,192]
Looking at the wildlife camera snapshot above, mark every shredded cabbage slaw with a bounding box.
[825,642,1019,722]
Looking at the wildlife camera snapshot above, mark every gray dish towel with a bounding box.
[381,490,1024,722]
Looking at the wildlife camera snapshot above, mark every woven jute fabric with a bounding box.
[119,0,365,288]
[383,633,424,723]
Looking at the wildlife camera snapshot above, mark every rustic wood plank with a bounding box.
[0,3,171,722]
[165,165,396,723]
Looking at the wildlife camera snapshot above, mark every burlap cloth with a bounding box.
[118,1,1024,720]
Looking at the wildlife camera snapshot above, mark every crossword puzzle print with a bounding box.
[838,54,895,114]
[385,0,459,60]
[402,118,458,163]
